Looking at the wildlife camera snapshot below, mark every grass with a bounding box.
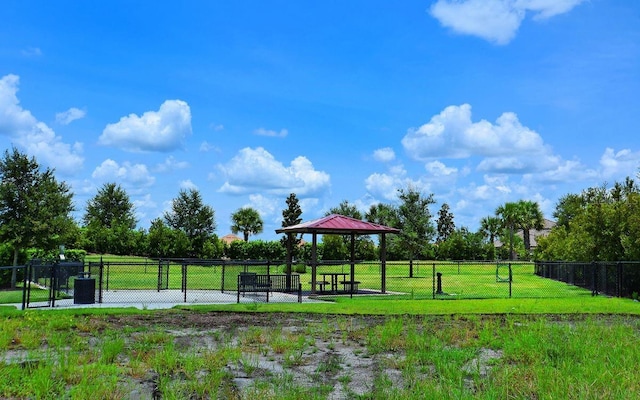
[9,255,600,299]
[0,309,639,398]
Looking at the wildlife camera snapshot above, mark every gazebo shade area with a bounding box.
[276,214,400,294]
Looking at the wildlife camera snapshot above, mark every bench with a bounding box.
[340,280,361,293]
[237,273,302,303]
[309,280,330,292]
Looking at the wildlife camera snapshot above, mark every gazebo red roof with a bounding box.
[275,214,400,235]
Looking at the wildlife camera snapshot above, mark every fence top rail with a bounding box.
[536,260,640,266]
[0,265,26,270]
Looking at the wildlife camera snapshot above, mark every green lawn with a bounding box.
[0,256,620,306]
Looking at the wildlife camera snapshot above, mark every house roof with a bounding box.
[495,219,556,248]
[220,233,242,244]
[275,214,401,236]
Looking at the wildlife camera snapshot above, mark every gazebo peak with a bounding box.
[276,214,400,235]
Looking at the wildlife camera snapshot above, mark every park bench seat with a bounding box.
[237,273,301,303]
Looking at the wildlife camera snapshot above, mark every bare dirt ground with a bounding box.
[104,311,396,399]
[93,311,506,399]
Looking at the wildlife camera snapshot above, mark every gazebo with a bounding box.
[275,214,400,295]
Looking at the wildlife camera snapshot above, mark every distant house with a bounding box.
[220,233,242,245]
[494,219,556,253]
[516,219,556,249]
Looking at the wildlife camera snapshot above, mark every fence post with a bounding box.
[221,261,226,293]
[432,263,436,299]
[98,258,104,303]
[616,262,622,297]
[508,263,512,298]
[182,263,187,302]
[21,264,29,310]
[591,261,598,296]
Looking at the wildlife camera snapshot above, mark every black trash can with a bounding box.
[74,272,95,304]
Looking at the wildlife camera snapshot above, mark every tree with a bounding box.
[230,207,263,242]
[366,203,398,227]
[281,193,303,274]
[518,200,544,254]
[495,202,521,260]
[395,186,436,277]
[0,148,74,288]
[436,203,455,243]
[164,189,216,257]
[147,218,190,258]
[479,216,501,244]
[83,183,137,254]
[324,200,368,261]
[327,200,363,220]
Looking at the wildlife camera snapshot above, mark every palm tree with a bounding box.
[495,202,521,260]
[231,207,264,241]
[479,216,501,245]
[518,200,544,252]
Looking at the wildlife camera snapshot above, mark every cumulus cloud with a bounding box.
[99,99,192,152]
[91,159,155,189]
[372,147,396,162]
[254,127,288,138]
[247,194,279,217]
[430,0,585,45]
[364,164,432,201]
[179,179,198,190]
[218,147,330,196]
[599,148,640,179]
[0,74,83,174]
[402,104,559,173]
[199,141,220,152]
[154,156,189,173]
[56,107,86,125]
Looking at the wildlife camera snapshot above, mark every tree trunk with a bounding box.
[523,229,531,251]
[409,256,414,278]
[509,227,515,260]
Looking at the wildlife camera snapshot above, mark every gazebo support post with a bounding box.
[350,233,356,295]
[311,233,317,295]
[381,234,387,294]
[285,232,293,290]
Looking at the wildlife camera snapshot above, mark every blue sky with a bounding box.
[1,0,639,241]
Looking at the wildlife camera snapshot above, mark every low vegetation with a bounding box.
[0,309,639,399]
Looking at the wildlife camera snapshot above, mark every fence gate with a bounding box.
[157,260,170,291]
[22,260,84,309]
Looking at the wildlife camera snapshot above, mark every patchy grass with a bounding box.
[1,311,639,399]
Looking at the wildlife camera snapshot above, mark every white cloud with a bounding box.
[430,0,585,45]
[133,194,157,224]
[599,148,640,179]
[247,194,279,217]
[210,123,224,131]
[364,164,432,201]
[55,107,86,125]
[179,179,198,190]
[402,104,558,173]
[425,160,458,177]
[372,147,396,162]
[254,127,288,137]
[218,147,330,196]
[154,156,189,173]
[91,159,155,189]
[199,141,220,152]
[0,74,84,175]
[99,99,192,152]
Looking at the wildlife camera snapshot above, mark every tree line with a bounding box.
[5,147,636,288]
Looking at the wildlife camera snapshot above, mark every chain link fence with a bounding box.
[6,258,639,309]
[534,261,640,298]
